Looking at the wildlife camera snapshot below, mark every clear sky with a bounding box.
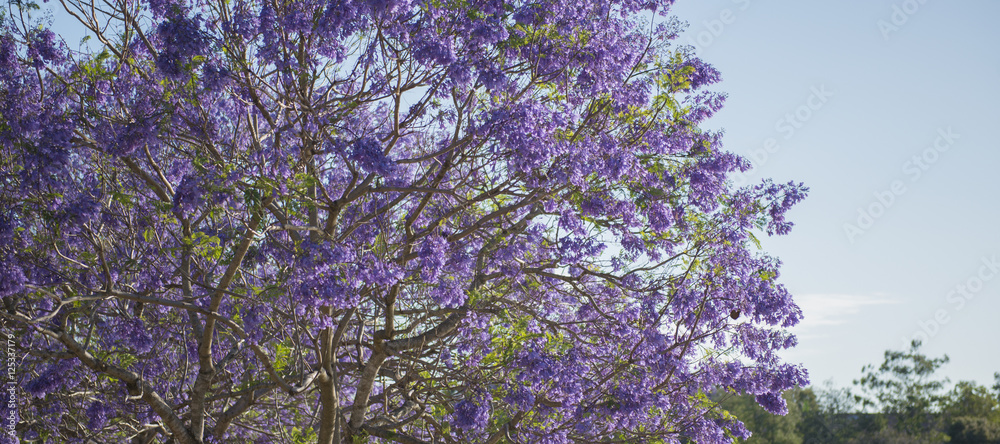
[38,0,1000,390]
[668,0,1000,389]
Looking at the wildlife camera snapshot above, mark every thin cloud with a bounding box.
[793,293,899,330]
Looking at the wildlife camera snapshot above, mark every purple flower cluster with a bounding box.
[103,318,155,354]
[86,401,112,430]
[0,35,15,70]
[201,63,231,92]
[241,303,271,343]
[476,63,507,90]
[221,4,259,39]
[417,234,448,281]
[173,173,205,215]
[156,15,211,81]
[59,190,102,228]
[146,0,180,17]
[755,392,788,416]
[413,35,456,66]
[452,392,492,432]
[428,279,464,308]
[0,213,26,297]
[26,359,79,398]
[27,29,62,67]
[0,266,26,298]
[505,383,535,410]
[348,137,396,176]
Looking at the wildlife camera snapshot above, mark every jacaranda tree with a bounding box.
[0,0,809,441]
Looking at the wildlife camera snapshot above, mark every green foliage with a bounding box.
[290,426,319,444]
[273,341,293,373]
[712,348,1000,444]
[853,340,950,441]
[186,231,223,261]
[714,357,1000,444]
[948,416,1000,444]
[76,49,115,82]
[943,381,1000,444]
[944,381,1000,420]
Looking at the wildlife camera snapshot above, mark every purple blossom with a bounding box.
[59,190,102,228]
[512,4,544,25]
[348,137,395,175]
[122,318,155,354]
[755,392,788,415]
[469,21,508,47]
[505,384,535,410]
[448,63,472,85]
[95,318,155,354]
[156,15,211,81]
[413,39,456,66]
[431,279,466,308]
[173,173,205,215]
[242,304,271,343]
[221,5,260,39]
[0,35,16,71]
[257,3,278,49]
[202,63,231,91]
[417,235,447,280]
[477,63,507,90]
[26,359,78,397]
[366,0,411,14]
[0,265,26,298]
[86,401,111,430]
[146,0,181,17]
[679,57,722,90]
[452,392,492,432]
[27,29,61,67]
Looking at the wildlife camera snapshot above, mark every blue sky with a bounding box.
[38,0,1000,390]
[668,0,1000,389]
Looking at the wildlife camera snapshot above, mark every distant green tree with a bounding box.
[802,382,864,443]
[853,340,951,443]
[993,372,1000,402]
[948,417,1000,444]
[816,380,857,415]
[942,380,1000,444]
[787,387,826,443]
[844,426,928,444]
[797,381,893,443]
[943,381,1000,420]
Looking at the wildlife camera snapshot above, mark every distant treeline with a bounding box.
[714,341,1000,444]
